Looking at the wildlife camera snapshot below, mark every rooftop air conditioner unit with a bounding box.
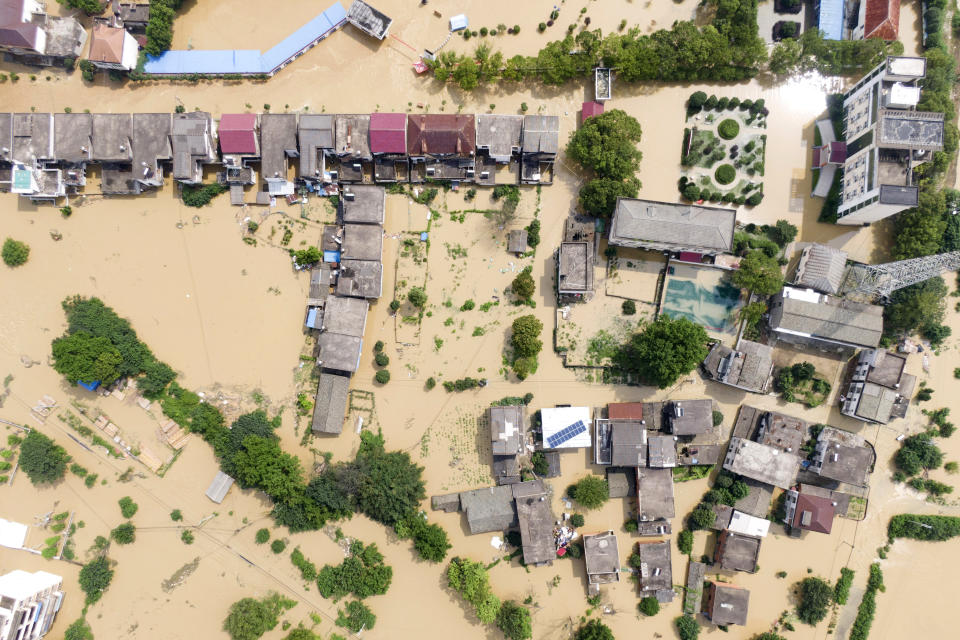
[426,167,435,175]
[352,163,361,170]
[344,192,355,201]
[480,171,489,179]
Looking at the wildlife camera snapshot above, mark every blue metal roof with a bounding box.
[77,380,101,391]
[143,3,346,75]
[818,0,845,41]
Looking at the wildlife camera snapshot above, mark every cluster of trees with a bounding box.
[731,250,784,296]
[222,593,294,640]
[18,430,69,485]
[773,361,831,406]
[78,556,114,604]
[615,315,709,388]
[849,564,884,640]
[887,514,960,541]
[893,433,944,477]
[675,615,700,640]
[430,1,765,89]
[447,557,502,624]
[336,600,376,633]
[568,475,609,509]
[565,110,642,217]
[685,470,750,531]
[51,297,176,396]
[182,182,228,207]
[833,567,855,605]
[316,540,392,600]
[768,29,902,77]
[2,237,29,267]
[57,0,104,16]
[145,0,185,57]
[574,619,615,639]
[510,315,543,380]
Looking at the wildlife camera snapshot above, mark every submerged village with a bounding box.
[2,1,960,640]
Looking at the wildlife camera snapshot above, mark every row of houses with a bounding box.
[306,186,386,437]
[0,110,560,202]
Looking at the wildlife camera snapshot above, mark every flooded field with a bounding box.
[2,1,960,639]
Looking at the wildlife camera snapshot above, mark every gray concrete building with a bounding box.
[768,286,883,354]
[609,198,736,255]
[723,437,800,489]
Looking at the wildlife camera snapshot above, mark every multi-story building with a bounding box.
[816,56,945,225]
[0,569,64,640]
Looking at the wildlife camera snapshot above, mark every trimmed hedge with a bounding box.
[714,164,736,185]
[718,119,740,140]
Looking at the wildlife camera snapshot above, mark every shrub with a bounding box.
[712,410,723,426]
[389,300,400,312]
[223,595,283,640]
[717,119,740,140]
[374,352,389,367]
[569,476,608,509]
[118,497,138,519]
[2,238,30,267]
[78,556,114,604]
[425,377,436,390]
[255,528,270,544]
[834,567,855,605]
[622,299,636,315]
[531,451,549,475]
[110,522,136,545]
[638,596,660,616]
[460,299,476,311]
[19,431,68,485]
[688,91,708,112]
[675,615,700,640]
[496,601,532,640]
[375,370,391,384]
[682,183,701,201]
[271,539,286,554]
[746,192,764,206]
[181,183,228,208]
[574,619,614,640]
[373,340,384,352]
[688,505,716,531]
[624,519,638,532]
[714,164,736,185]
[64,618,94,640]
[570,513,585,528]
[181,530,195,544]
[887,514,960,541]
[336,600,376,633]
[407,287,428,308]
[678,529,693,555]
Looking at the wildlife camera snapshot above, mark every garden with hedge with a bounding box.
[679,92,768,207]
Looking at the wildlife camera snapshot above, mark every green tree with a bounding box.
[834,567,855,605]
[575,619,615,639]
[78,556,114,604]
[401,517,451,563]
[884,277,947,337]
[894,434,943,476]
[64,618,94,640]
[769,38,802,75]
[316,540,392,600]
[638,596,660,616]
[2,238,30,267]
[60,296,154,378]
[255,528,270,544]
[796,577,833,624]
[731,251,784,295]
[336,600,376,633]
[675,615,700,640]
[138,360,176,398]
[511,268,535,301]
[57,0,105,16]
[229,436,304,503]
[511,315,543,359]
[578,176,640,217]
[566,110,643,180]
[118,496,139,518]
[223,597,280,640]
[570,475,609,509]
[51,332,123,386]
[496,601,532,640]
[283,629,320,640]
[110,522,136,545]
[407,287,428,308]
[892,190,947,260]
[271,539,286,554]
[688,505,716,531]
[751,634,787,640]
[618,315,709,388]
[293,247,321,268]
[19,430,68,485]
[353,430,427,526]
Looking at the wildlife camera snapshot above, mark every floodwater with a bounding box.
[1,1,959,638]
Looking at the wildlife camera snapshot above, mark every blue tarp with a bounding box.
[305,307,320,329]
[144,2,346,75]
[817,0,844,41]
[77,380,101,392]
[323,250,341,263]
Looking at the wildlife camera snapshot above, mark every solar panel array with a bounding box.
[547,419,587,448]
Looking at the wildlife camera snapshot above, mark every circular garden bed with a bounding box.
[718,118,740,140]
[715,164,736,185]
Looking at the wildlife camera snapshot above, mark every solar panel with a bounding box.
[547,420,587,448]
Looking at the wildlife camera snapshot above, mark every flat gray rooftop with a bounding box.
[336,259,382,299]
[610,197,736,253]
[669,399,713,436]
[92,113,134,162]
[341,223,383,261]
[322,296,369,336]
[710,584,750,625]
[476,114,523,161]
[756,411,807,454]
[513,480,554,565]
[13,113,54,162]
[723,437,800,489]
[637,540,673,600]
[133,113,173,165]
[521,115,559,155]
[261,113,298,181]
[318,332,363,373]
[341,185,385,224]
[490,405,525,456]
[638,467,675,521]
[583,531,620,583]
[334,114,371,159]
[53,113,92,163]
[716,531,761,572]
[460,485,518,534]
[648,435,677,468]
[558,242,591,293]
[0,113,11,163]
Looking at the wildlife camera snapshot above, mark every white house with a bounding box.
[0,570,65,640]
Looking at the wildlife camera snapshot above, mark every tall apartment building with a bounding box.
[814,56,945,225]
[0,570,64,640]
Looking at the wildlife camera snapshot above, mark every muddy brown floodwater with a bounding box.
[1,1,958,639]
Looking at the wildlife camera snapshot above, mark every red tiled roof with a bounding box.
[0,1,42,52]
[792,493,835,534]
[863,0,900,40]
[219,113,258,154]
[581,101,604,125]
[608,403,643,420]
[369,112,406,154]
[89,24,126,64]
[406,114,476,156]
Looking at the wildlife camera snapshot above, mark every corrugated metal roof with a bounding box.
[818,0,845,40]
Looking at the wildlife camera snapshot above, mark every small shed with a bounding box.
[507,229,528,255]
[581,101,604,125]
[449,14,468,31]
[205,471,235,504]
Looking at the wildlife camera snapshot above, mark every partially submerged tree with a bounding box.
[731,250,784,295]
[19,430,68,485]
[617,316,709,388]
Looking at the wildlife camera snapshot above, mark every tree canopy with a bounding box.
[578,176,640,217]
[448,557,501,624]
[496,601,532,640]
[19,430,68,485]
[316,540,393,600]
[617,316,709,388]
[796,577,833,624]
[569,476,609,510]
[884,276,947,337]
[731,250,784,295]
[894,434,944,476]
[353,430,426,526]
[675,615,700,640]
[223,597,281,640]
[511,315,543,359]
[2,237,29,267]
[511,268,535,301]
[574,619,615,640]
[336,600,376,633]
[51,332,124,387]
[566,110,643,181]
[78,556,114,604]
